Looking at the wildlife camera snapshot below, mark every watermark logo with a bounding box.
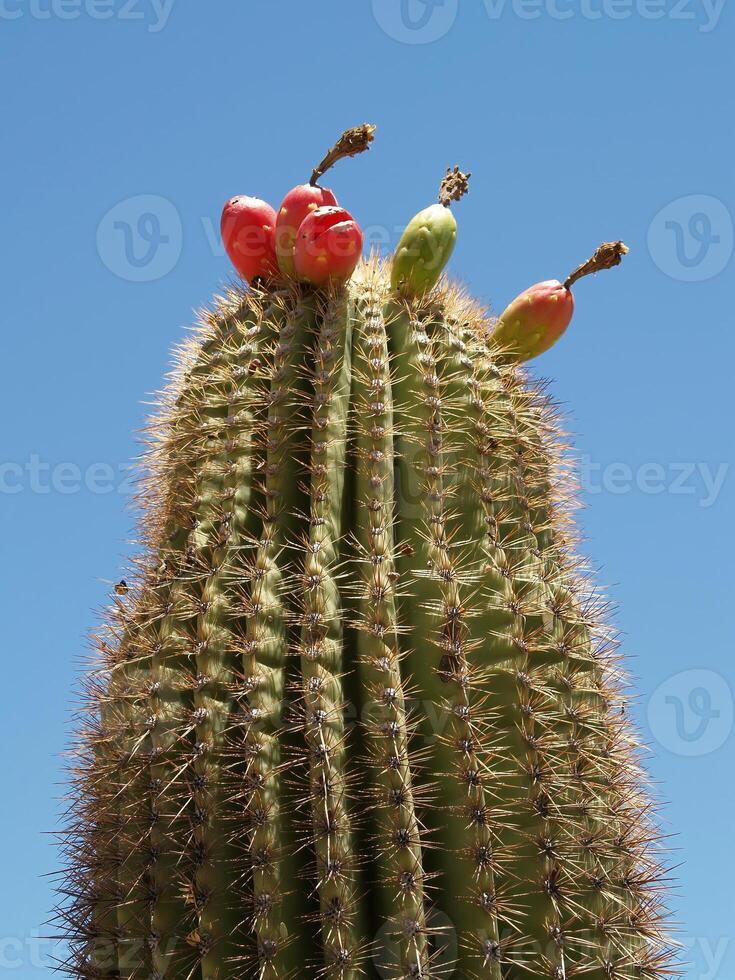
[371,0,459,43]
[371,0,725,37]
[0,456,135,496]
[482,0,726,30]
[648,669,733,756]
[682,935,731,980]
[648,195,733,282]
[97,195,182,282]
[0,930,54,970]
[578,457,729,509]
[0,0,176,32]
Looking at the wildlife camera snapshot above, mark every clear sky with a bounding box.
[1,2,732,976]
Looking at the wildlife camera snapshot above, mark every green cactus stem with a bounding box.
[390,167,471,298]
[58,259,676,980]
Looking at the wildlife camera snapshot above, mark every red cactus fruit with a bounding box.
[220,196,279,282]
[275,123,376,278]
[492,241,629,362]
[293,206,364,287]
[493,279,575,361]
[275,184,339,278]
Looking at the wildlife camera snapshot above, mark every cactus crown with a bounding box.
[57,258,676,980]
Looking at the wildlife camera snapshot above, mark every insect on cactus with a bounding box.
[57,126,678,980]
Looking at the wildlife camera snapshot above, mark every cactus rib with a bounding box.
[350,277,430,977]
[298,290,363,975]
[242,289,315,975]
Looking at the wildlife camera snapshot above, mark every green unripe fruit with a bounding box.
[391,202,458,295]
[391,165,470,297]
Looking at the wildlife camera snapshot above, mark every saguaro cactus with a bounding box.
[57,138,676,980]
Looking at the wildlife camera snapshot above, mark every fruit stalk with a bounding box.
[310,123,377,187]
[563,239,629,288]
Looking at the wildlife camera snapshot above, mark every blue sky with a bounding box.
[1,2,732,976]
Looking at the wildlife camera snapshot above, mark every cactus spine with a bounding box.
[58,258,675,979]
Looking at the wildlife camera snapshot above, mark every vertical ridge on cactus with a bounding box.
[56,258,677,980]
